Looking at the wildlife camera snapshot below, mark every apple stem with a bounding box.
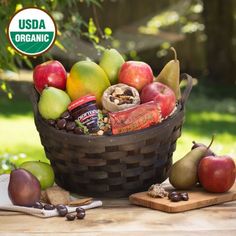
[170,47,177,62]
[207,134,215,150]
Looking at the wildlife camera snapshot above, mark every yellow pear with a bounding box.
[169,136,214,190]
[156,47,181,99]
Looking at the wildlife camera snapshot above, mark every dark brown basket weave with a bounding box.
[31,74,193,197]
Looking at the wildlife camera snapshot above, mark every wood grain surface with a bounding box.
[0,197,236,235]
[129,183,236,213]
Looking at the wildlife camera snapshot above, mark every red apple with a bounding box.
[33,60,67,93]
[141,82,176,118]
[118,61,153,91]
[198,156,236,193]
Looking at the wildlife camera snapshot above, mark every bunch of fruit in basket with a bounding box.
[34,47,181,135]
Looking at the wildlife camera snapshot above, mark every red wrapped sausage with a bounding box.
[109,101,162,135]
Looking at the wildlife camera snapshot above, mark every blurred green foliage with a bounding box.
[0,80,13,99]
[139,0,204,35]
[0,93,47,175]
[0,0,113,97]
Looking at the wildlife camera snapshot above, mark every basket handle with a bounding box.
[180,73,193,107]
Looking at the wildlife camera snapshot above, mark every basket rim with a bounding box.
[33,97,183,144]
[31,74,193,143]
[60,105,180,139]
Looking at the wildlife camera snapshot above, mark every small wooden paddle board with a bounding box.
[129,183,236,213]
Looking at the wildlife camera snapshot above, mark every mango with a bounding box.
[67,61,111,106]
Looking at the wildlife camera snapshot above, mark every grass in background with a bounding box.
[0,84,236,174]
[175,95,236,161]
[0,95,48,173]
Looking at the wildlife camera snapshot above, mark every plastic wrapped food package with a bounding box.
[109,101,162,135]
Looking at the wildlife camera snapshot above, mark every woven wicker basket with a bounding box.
[31,73,193,197]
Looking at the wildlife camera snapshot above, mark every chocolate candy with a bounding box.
[76,207,85,214]
[76,207,86,219]
[180,192,189,201]
[170,194,182,202]
[168,191,178,199]
[47,119,56,126]
[33,201,43,209]
[168,191,189,202]
[74,127,83,134]
[56,204,68,217]
[77,211,85,219]
[66,213,76,221]
[44,204,55,210]
[56,118,67,129]
[66,121,76,131]
[60,111,72,120]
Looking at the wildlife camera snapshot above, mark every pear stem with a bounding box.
[207,134,215,150]
[170,47,177,62]
[11,163,17,170]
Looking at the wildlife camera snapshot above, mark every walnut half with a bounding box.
[147,184,168,198]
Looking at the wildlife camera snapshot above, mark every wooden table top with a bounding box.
[0,198,236,236]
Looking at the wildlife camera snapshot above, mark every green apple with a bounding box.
[20,161,55,190]
[38,87,71,119]
[99,48,125,84]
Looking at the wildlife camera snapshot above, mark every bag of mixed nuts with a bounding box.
[102,83,140,112]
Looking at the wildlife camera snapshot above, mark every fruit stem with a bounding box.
[170,47,177,62]
[11,163,17,170]
[207,134,215,150]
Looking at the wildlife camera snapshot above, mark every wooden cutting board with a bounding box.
[129,183,236,213]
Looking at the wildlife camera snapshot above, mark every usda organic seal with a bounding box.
[8,7,56,56]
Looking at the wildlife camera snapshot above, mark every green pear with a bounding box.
[38,87,71,119]
[169,137,214,190]
[99,48,125,84]
[20,161,55,190]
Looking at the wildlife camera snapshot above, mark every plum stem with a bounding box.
[11,163,17,170]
